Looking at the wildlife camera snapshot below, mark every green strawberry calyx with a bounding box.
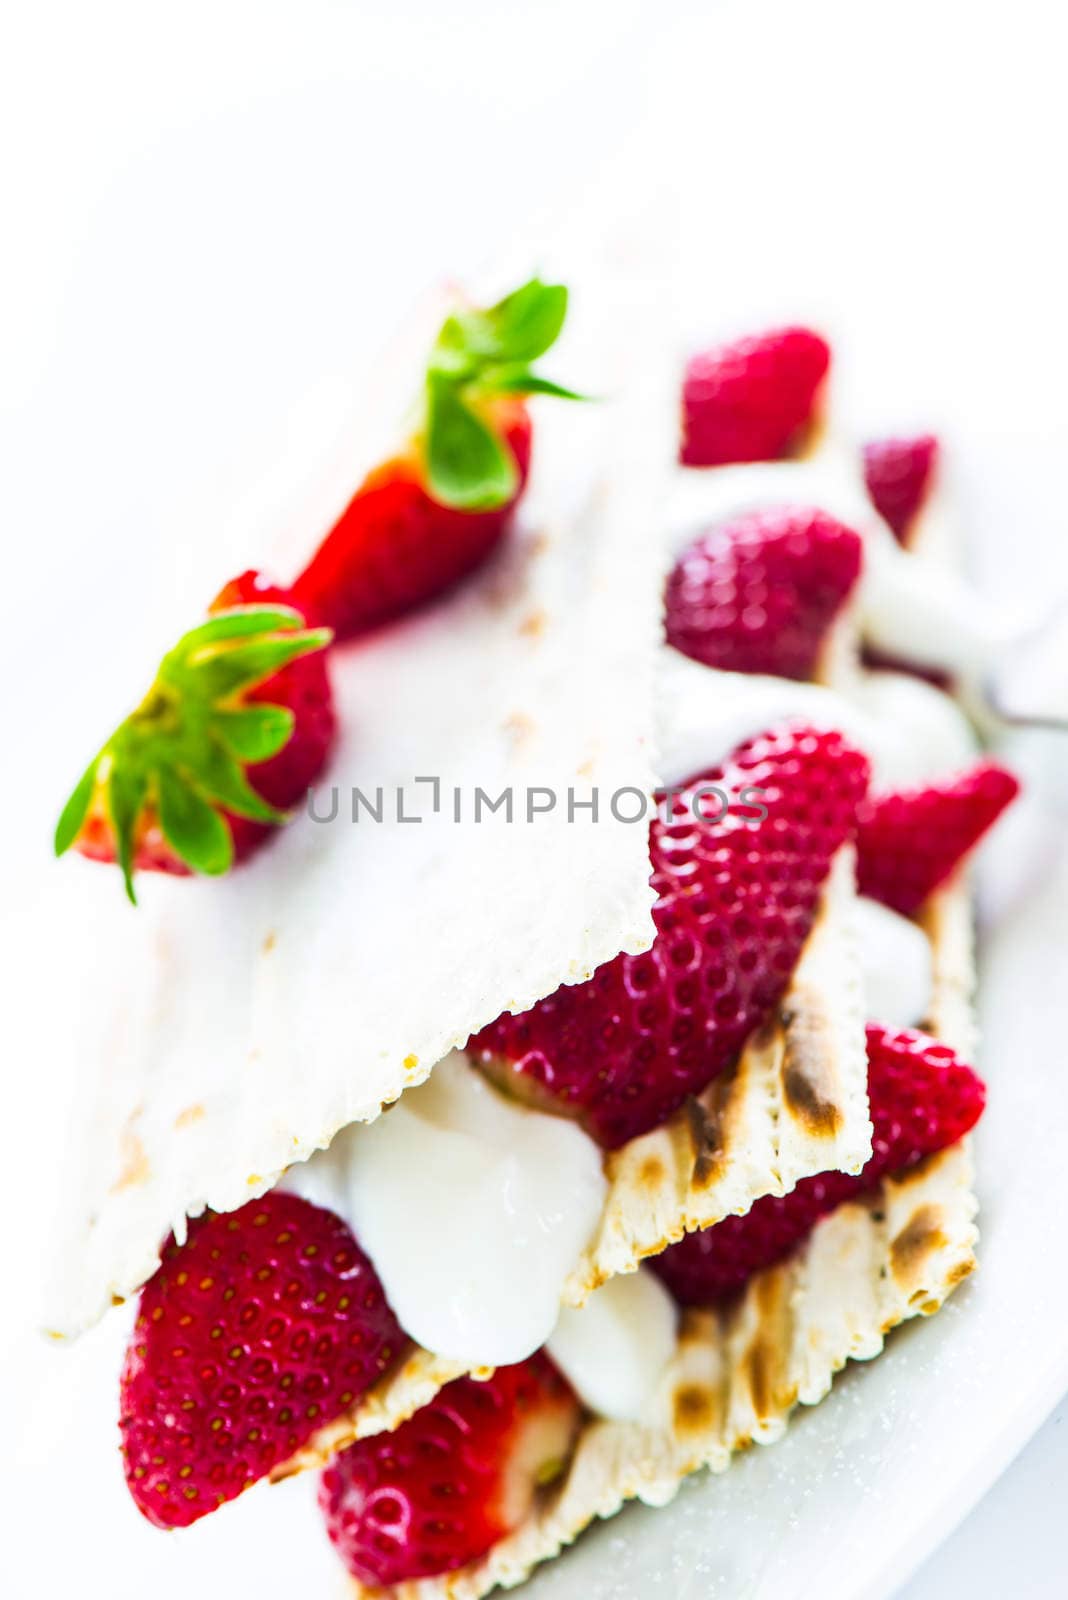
[423,276,585,512]
[54,606,332,903]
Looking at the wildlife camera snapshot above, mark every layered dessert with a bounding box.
[48,300,1018,1595]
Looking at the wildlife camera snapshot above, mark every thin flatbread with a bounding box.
[43,274,677,1339]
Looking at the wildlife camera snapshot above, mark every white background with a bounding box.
[3,2,1066,1596]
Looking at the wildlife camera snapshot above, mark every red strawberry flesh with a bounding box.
[857,761,1019,916]
[653,1023,985,1304]
[680,327,830,467]
[120,1192,402,1529]
[665,506,863,680]
[318,1354,580,1586]
[470,724,870,1148]
[863,434,939,544]
[292,399,532,640]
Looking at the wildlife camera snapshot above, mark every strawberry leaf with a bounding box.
[176,606,307,650]
[421,275,584,510]
[179,629,330,701]
[212,704,295,762]
[54,759,98,857]
[196,737,286,823]
[109,765,149,904]
[425,375,519,510]
[480,278,569,363]
[157,767,234,876]
[484,366,587,401]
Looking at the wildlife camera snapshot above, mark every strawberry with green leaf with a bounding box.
[291,277,583,638]
[55,572,333,901]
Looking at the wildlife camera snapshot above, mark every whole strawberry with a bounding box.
[54,577,332,901]
[292,277,581,639]
[664,506,863,680]
[120,1192,402,1529]
[318,1355,580,1586]
[470,724,870,1149]
[680,326,830,467]
[863,434,939,544]
[857,761,1019,916]
[653,1023,985,1304]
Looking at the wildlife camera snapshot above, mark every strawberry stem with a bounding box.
[423,276,585,510]
[55,605,331,903]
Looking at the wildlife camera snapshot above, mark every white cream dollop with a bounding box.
[858,527,1010,679]
[279,1051,607,1368]
[656,653,871,787]
[547,1268,678,1422]
[657,651,979,795]
[846,670,979,789]
[854,896,933,1029]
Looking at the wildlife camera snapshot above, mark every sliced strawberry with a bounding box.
[863,434,939,544]
[857,761,1020,916]
[470,724,870,1149]
[292,399,532,638]
[292,276,581,640]
[653,1023,985,1305]
[680,326,830,467]
[119,1192,402,1529]
[319,1354,580,1586]
[664,506,863,680]
[55,582,332,901]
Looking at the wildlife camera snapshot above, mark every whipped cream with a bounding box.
[279,1051,607,1368]
[859,528,1009,679]
[854,896,933,1029]
[657,652,977,792]
[845,670,978,788]
[667,452,875,561]
[547,1268,678,1422]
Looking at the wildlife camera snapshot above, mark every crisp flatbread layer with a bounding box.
[349,870,977,1600]
[341,458,983,1599]
[274,448,884,1472]
[564,844,871,1301]
[44,275,679,1339]
[272,841,870,1477]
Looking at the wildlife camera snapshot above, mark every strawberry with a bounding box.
[208,570,336,863]
[119,1192,402,1530]
[292,277,581,639]
[292,400,532,638]
[653,1023,985,1304]
[470,724,870,1149]
[54,577,332,901]
[857,761,1020,916]
[318,1355,580,1586]
[664,506,863,680]
[680,326,830,467]
[863,434,939,544]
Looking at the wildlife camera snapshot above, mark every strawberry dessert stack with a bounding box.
[297,321,1014,1593]
[54,297,1021,1599]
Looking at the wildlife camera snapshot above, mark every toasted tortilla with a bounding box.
[44,273,679,1339]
